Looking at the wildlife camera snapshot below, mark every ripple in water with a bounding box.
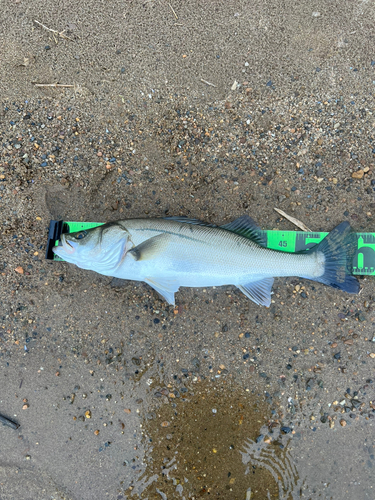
[241,436,305,500]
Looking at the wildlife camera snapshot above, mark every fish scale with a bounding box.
[94,218,323,285]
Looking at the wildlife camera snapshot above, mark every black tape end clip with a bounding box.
[45,220,64,260]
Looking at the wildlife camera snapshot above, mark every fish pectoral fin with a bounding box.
[237,278,274,307]
[221,215,267,247]
[129,234,171,261]
[144,277,180,306]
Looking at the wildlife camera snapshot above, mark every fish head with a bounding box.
[52,222,129,273]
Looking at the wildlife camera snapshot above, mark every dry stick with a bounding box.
[34,20,74,42]
[274,208,312,232]
[0,414,20,430]
[201,79,217,87]
[168,2,178,19]
[33,83,74,88]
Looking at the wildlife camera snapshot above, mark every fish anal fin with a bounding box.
[129,234,171,261]
[144,277,180,305]
[221,215,267,247]
[237,277,274,307]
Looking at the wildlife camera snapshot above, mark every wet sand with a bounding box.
[1,1,375,498]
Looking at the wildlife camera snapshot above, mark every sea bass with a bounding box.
[52,216,360,306]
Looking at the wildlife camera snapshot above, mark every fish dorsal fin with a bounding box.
[144,277,180,305]
[237,278,274,307]
[163,216,218,228]
[129,234,171,261]
[221,215,266,247]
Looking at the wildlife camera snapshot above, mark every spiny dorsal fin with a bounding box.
[221,215,267,247]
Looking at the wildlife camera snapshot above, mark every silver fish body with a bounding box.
[52,215,359,306]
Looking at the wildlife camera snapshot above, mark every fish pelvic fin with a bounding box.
[304,221,360,294]
[237,278,274,307]
[144,277,179,305]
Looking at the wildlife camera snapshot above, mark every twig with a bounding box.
[33,83,74,88]
[0,413,20,430]
[201,79,217,88]
[168,2,178,19]
[34,20,74,42]
[274,208,312,232]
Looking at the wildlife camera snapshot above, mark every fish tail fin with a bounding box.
[309,222,359,294]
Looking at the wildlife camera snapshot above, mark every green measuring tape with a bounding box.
[45,220,375,276]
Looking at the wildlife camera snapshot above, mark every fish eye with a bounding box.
[75,231,87,240]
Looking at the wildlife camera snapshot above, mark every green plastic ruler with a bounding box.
[45,220,375,276]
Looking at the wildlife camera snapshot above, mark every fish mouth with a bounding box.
[52,234,77,255]
[64,239,74,249]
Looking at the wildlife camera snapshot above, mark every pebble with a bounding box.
[191,357,200,370]
[340,419,346,427]
[358,312,366,322]
[281,426,292,434]
[306,378,315,391]
[352,170,364,179]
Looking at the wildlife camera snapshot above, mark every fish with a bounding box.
[52,215,360,306]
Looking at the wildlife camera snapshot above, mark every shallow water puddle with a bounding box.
[125,378,301,499]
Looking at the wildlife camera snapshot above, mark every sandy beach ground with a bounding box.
[1,1,375,498]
